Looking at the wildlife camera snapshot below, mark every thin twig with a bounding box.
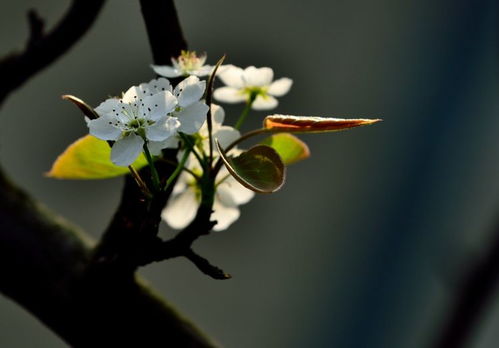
[0,0,106,106]
[128,165,151,197]
[185,249,231,280]
[26,9,44,48]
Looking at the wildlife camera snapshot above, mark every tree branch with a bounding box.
[94,0,189,269]
[140,0,187,65]
[94,0,224,279]
[0,168,216,347]
[0,0,218,346]
[431,217,499,348]
[136,204,231,279]
[0,0,106,106]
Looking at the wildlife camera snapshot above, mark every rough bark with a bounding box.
[0,0,218,346]
[0,169,216,347]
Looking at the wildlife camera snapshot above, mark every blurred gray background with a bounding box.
[1,0,499,347]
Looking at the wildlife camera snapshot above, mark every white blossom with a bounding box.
[214,65,293,110]
[88,77,209,166]
[162,104,254,231]
[151,51,213,78]
[88,78,179,166]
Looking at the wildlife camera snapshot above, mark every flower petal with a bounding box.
[111,134,144,167]
[177,101,209,134]
[88,114,122,140]
[213,87,246,104]
[211,103,225,126]
[174,76,206,107]
[123,78,173,103]
[242,66,273,87]
[141,90,177,121]
[145,78,173,94]
[162,189,199,230]
[148,136,179,155]
[122,86,147,103]
[217,65,245,88]
[171,172,188,195]
[267,78,293,97]
[252,95,278,110]
[211,200,240,231]
[145,115,179,141]
[213,126,240,148]
[151,64,181,78]
[194,65,213,77]
[94,98,120,117]
[199,103,225,137]
[217,170,255,205]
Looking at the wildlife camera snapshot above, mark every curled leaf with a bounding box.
[216,141,285,193]
[204,54,226,103]
[62,94,99,120]
[263,115,382,133]
[47,135,147,179]
[205,55,226,160]
[260,133,310,165]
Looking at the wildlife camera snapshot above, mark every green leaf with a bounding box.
[216,141,285,193]
[62,95,99,120]
[260,133,310,165]
[263,114,382,133]
[47,135,147,179]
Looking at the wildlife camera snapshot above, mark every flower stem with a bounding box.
[179,133,204,168]
[234,92,257,130]
[164,146,192,190]
[142,143,161,192]
[226,128,272,152]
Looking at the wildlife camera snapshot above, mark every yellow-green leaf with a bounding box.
[216,141,285,193]
[260,133,310,165]
[263,115,382,133]
[47,135,147,179]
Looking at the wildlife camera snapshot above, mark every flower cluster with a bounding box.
[55,49,378,236]
[46,44,380,282]
[81,51,295,230]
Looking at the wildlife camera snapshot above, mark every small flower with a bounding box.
[151,50,213,78]
[162,104,254,231]
[88,78,179,167]
[214,65,293,110]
